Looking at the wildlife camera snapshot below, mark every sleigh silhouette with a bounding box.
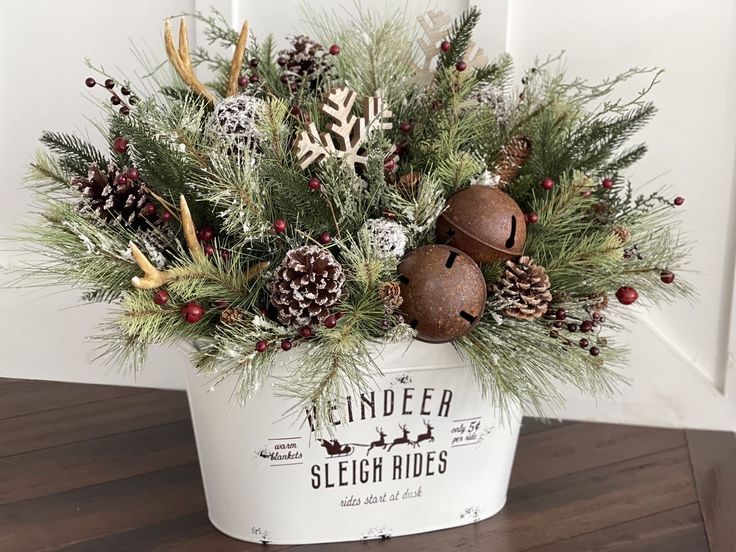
[319,439,354,457]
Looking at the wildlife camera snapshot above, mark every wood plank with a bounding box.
[0,390,190,457]
[0,380,146,420]
[56,512,293,552]
[518,417,570,436]
[512,422,686,488]
[0,464,205,552]
[0,421,197,506]
[283,447,697,551]
[526,503,709,552]
[687,429,736,552]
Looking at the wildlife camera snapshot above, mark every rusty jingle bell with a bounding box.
[397,244,486,343]
[435,185,527,263]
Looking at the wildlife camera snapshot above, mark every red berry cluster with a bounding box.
[85,77,137,116]
[547,308,605,356]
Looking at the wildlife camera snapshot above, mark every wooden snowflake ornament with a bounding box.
[414,10,489,85]
[293,87,392,170]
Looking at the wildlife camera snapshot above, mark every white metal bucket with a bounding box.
[185,340,521,545]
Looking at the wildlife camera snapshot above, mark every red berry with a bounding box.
[273,219,287,233]
[140,203,157,217]
[113,137,129,154]
[615,286,639,305]
[674,196,685,206]
[329,44,341,56]
[119,106,130,116]
[120,86,131,96]
[160,210,172,222]
[602,178,614,189]
[104,79,115,89]
[399,121,412,134]
[300,326,314,338]
[281,339,293,351]
[319,231,332,245]
[455,60,467,71]
[525,212,539,224]
[567,323,578,332]
[290,105,302,117]
[238,76,249,88]
[219,248,230,260]
[440,40,451,52]
[308,177,321,191]
[197,226,215,243]
[129,96,138,105]
[277,57,287,66]
[127,167,140,180]
[589,346,600,356]
[580,320,593,333]
[181,302,205,324]
[116,175,129,186]
[541,177,555,190]
[255,340,268,352]
[384,159,396,171]
[250,74,260,83]
[203,243,215,256]
[324,314,337,329]
[555,308,566,320]
[249,58,259,68]
[153,289,170,306]
[660,271,675,284]
[111,96,121,106]
[85,77,96,88]
[579,338,589,348]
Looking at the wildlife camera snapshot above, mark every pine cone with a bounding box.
[492,256,552,320]
[277,35,333,94]
[494,136,532,187]
[378,281,403,313]
[397,172,421,199]
[613,226,631,244]
[588,293,609,311]
[73,163,159,231]
[220,307,244,325]
[268,245,345,329]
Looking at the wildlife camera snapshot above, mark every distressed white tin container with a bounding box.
[185,340,521,545]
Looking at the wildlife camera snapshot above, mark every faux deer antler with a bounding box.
[226,20,250,97]
[164,19,216,103]
[130,195,203,290]
[130,195,269,290]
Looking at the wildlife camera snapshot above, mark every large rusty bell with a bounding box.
[397,245,486,343]
[436,185,526,263]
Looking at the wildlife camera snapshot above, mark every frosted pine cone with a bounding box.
[494,136,532,187]
[268,245,345,329]
[212,94,263,152]
[73,163,159,231]
[360,218,407,260]
[277,35,333,94]
[492,256,552,320]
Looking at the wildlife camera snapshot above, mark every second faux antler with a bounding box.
[130,195,203,290]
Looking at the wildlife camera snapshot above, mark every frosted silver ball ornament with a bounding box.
[212,93,263,151]
[360,218,407,259]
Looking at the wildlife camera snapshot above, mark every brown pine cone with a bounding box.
[268,245,345,329]
[220,307,244,325]
[73,163,159,231]
[277,35,333,94]
[588,293,609,311]
[491,256,552,320]
[613,226,631,244]
[378,281,403,313]
[397,172,422,199]
[494,136,532,187]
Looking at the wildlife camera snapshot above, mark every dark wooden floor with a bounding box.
[1,378,734,552]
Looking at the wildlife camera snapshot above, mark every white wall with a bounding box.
[1,1,734,429]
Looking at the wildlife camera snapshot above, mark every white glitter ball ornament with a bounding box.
[212,94,263,151]
[361,218,407,259]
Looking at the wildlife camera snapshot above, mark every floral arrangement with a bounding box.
[19,7,692,425]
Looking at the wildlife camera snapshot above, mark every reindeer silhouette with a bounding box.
[387,424,413,451]
[413,419,435,446]
[367,427,387,456]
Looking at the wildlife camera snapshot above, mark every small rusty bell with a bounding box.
[436,185,526,263]
[398,245,486,343]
